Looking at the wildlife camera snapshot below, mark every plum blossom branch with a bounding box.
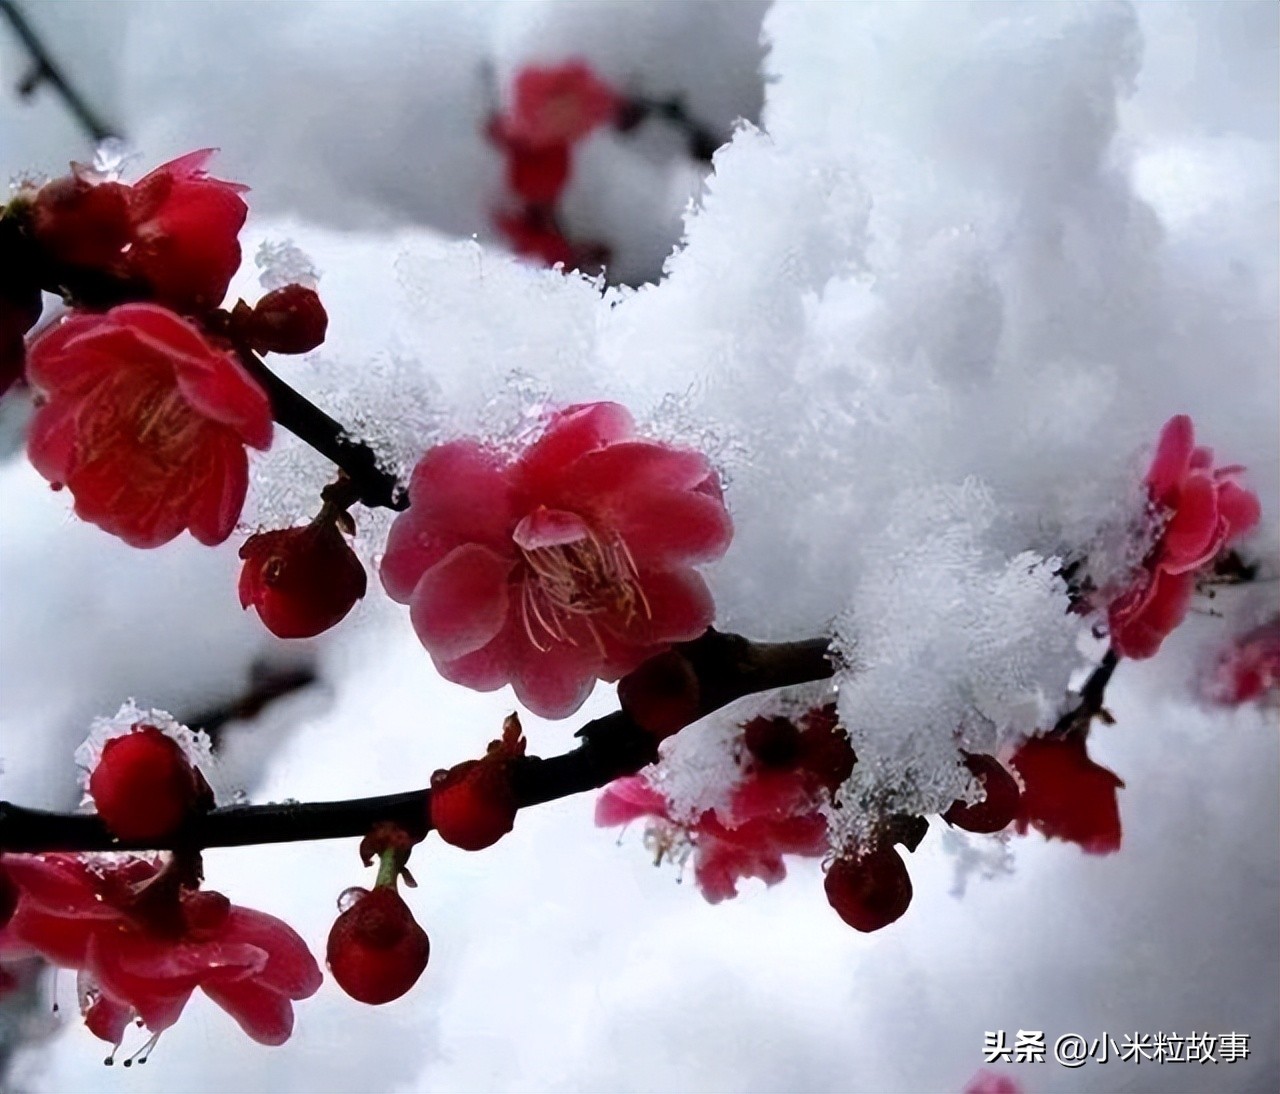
[230,341,408,512]
[0,0,121,144]
[0,630,834,854]
[1051,648,1120,738]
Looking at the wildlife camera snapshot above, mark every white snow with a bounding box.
[1,1,1276,1091]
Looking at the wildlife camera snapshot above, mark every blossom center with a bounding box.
[517,525,650,652]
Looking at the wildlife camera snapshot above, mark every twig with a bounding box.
[0,630,834,854]
[0,0,120,145]
[1051,648,1120,738]
[233,344,408,512]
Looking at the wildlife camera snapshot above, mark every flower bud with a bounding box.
[942,752,1020,834]
[430,760,518,851]
[245,285,328,355]
[239,521,367,639]
[87,724,201,841]
[327,886,429,1005]
[823,846,913,933]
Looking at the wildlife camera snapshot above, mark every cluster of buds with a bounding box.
[597,691,1132,933]
[486,60,724,275]
[0,150,375,640]
[487,61,620,271]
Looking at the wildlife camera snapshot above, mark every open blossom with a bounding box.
[1200,617,1280,706]
[30,149,249,310]
[3,854,321,1048]
[1108,415,1260,659]
[1011,733,1125,855]
[503,61,621,148]
[381,402,732,718]
[26,303,273,548]
[596,771,828,904]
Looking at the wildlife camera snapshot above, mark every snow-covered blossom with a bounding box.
[87,724,208,842]
[1011,733,1124,855]
[596,769,828,905]
[238,521,367,639]
[381,401,732,718]
[30,149,249,310]
[3,854,321,1048]
[26,304,273,548]
[1108,415,1260,660]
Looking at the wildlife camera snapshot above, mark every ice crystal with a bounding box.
[74,700,225,806]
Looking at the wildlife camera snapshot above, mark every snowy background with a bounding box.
[1,2,1277,1092]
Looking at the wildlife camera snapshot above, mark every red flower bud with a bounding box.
[942,752,1020,834]
[87,724,202,841]
[239,521,367,639]
[245,285,328,355]
[430,760,518,851]
[823,846,913,933]
[327,886,429,1005]
[619,651,701,740]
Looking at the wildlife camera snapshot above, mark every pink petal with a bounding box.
[509,638,598,719]
[409,544,514,663]
[558,441,715,503]
[187,434,250,547]
[0,855,117,920]
[604,489,733,568]
[8,905,98,967]
[221,907,322,999]
[1110,568,1195,659]
[78,972,134,1045]
[517,402,634,492]
[25,399,79,484]
[383,442,516,601]
[1145,414,1194,504]
[1217,479,1261,543]
[105,305,271,449]
[434,626,517,693]
[594,776,669,827]
[511,506,590,550]
[619,568,716,647]
[1158,473,1221,573]
[23,312,123,395]
[90,930,265,996]
[201,979,295,1046]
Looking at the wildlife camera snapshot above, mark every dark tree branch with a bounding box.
[1051,647,1120,738]
[231,343,408,512]
[0,0,121,145]
[0,630,835,854]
